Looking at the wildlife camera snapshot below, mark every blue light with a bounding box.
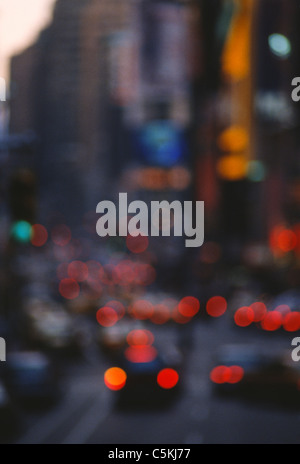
[138,121,186,167]
[268,33,291,59]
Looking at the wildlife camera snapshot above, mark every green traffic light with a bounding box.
[11,221,32,243]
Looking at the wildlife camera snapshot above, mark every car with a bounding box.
[23,298,81,353]
[97,319,145,358]
[210,344,300,407]
[104,332,183,409]
[4,351,62,408]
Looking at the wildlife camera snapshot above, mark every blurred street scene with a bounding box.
[1,0,300,444]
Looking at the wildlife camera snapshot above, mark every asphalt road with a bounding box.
[12,316,300,444]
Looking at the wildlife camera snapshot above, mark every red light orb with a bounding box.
[157,368,179,389]
[59,278,80,300]
[206,296,227,318]
[234,307,255,327]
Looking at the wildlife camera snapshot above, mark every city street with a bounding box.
[2,0,300,446]
[12,316,300,445]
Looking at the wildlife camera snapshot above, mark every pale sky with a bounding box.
[0,0,56,79]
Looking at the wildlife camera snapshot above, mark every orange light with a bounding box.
[277,229,297,253]
[221,0,252,81]
[140,167,168,190]
[217,155,248,181]
[104,367,127,391]
[31,224,48,247]
[157,368,179,389]
[234,306,255,327]
[168,167,192,191]
[178,296,200,318]
[217,126,249,152]
[269,225,298,254]
[206,296,227,318]
[59,278,80,300]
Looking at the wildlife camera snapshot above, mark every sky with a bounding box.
[0,0,56,79]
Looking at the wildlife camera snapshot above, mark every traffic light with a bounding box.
[216,126,249,181]
[10,220,32,244]
[9,169,36,243]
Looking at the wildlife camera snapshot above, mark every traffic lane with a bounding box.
[11,318,300,444]
[205,396,300,444]
[15,369,112,444]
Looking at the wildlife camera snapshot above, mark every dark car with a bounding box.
[4,351,62,408]
[105,340,183,409]
[210,344,300,407]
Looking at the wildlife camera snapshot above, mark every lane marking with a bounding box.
[61,395,111,444]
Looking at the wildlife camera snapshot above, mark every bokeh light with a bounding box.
[234,307,255,327]
[96,306,119,327]
[59,278,80,300]
[51,224,72,247]
[217,154,249,181]
[126,329,155,346]
[283,312,300,332]
[268,33,291,58]
[210,366,232,384]
[11,220,32,243]
[260,311,282,332]
[217,126,249,152]
[206,296,227,318]
[157,368,179,389]
[269,225,298,254]
[68,261,89,282]
[210,366,244,384]
[227,366,244,384]
[125,345,157,363]
[126,235,149,254]
[178,296,200,318]
[150,304,171,325]
[104,367,127,391]
[31,224,48,247]
[105,300,126,320]
[250,302,268,323]
[129,300,154,320]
